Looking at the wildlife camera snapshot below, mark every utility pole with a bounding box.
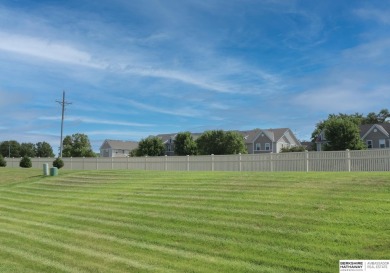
[56,91,72,158]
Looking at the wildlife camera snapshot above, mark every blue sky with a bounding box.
[1,0,390,153]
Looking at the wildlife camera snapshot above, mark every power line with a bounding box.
[56,91,72,158]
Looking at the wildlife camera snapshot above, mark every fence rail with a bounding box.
[4,149,390,172]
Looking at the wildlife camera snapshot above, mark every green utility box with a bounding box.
[50,167,58,176]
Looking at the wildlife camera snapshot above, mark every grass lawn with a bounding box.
[0,168,389,273]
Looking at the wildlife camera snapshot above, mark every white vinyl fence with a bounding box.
[4,149,390,172]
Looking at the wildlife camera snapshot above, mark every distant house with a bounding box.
[315,123,390,151]
[360,123,390,149]
[100,140,138,157]
[241,128,301,154]
[156,133,202,156]
[156,128,301,155]
[156,133,177,156]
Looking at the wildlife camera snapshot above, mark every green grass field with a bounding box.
[0,168,389,273]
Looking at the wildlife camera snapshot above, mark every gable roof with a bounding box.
[361,123,390,139]
[240,128,300,145]
[100,140,138,151]
[156,133,177,144]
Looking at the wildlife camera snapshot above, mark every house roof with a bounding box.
[155,128,300,145]
[100,140,138,150]
[239,128,300,145]
[156,132,203,144]
[360,123,390,138]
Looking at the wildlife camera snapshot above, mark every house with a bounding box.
[156,133,177,156]
[315,123,390,151]
[360,123,390,149]
[156,132,202,156]
[100,140,138,157]
[156,128,301,155]
[241,128,301,154]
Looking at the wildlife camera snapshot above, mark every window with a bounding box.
[379,139,385,149]
[366,140,373,149]
[255,143,261,151]
[265,143,270,151]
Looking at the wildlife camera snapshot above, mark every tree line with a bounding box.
[0,133,96,158]
[0,141,55,158]
[132,130,248,157]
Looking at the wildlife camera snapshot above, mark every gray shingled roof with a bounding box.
[360,123,390,137]
[101,140,138,150]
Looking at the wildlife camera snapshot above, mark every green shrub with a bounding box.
[53,157,64,169]
[0,155,6,167]
[280,146,307,153]
[19,156,32,168]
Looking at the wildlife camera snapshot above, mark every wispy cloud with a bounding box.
[126,99,204,117]
[354,8,390,25]
[0,32,104,68]
[39,116,154,127]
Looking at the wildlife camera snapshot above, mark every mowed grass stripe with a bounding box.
[0,200,380,270]
[0,226,176,273]
[0,169,389,272]
[0,216,291,273]
[0,197,342,270]
[0,189,386,235]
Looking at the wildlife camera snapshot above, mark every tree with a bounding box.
[53,158,64,169]
[322,116,365,151]
[20,143,37,157]
[224,131,248,154]
[174,132,198,155]
[0,140,21,157]
[361,109,390,124]
[136,136,165,156]
[0,155,6,167]
[36,142,55,157]
[196,130,247,155]
[19,156,32,168]
[62,133,95,157]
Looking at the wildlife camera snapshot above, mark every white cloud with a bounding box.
[0,32,104,68]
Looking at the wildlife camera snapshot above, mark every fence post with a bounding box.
[145,156,148,171]
[70,157,73,170]
[165,155,167,171]
[270,153,273,172]
[83,157,85,170]
[305,150,309,172]
[127,156,129,170]
[346,149,351,172]
[211,154,214,171]
[96,157,99,170]
[239,153,242,172]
